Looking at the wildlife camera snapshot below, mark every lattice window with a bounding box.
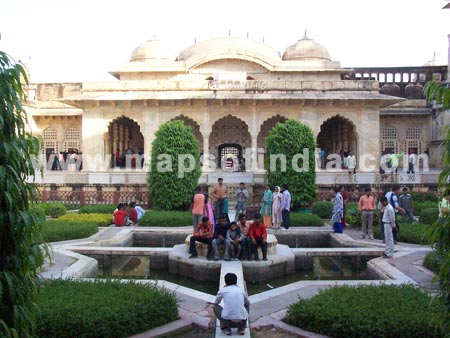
[43,127,57,140]
[42,127,59,169]
[64,127,81,151]
[406,127,421,139]
[381,127,399,153]
[382,127,397,139]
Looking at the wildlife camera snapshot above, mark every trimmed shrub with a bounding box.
[139,211,191,227]
[148,120,201,210]
[36,279,178,338]
[46,202,67,218]
[79,204,117,214]
[311,201,333,219]
[373,222,428,244]
[420,208,440,225]
[285,284,442,338]
[414,201,438,215]
[42,220,98,242]
[290,212,324,227]
[57,213,112,227]
[424,250,445,274]
[265,119,316,207]
[345,202,361,226]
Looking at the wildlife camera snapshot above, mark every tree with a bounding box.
[0,52,44,337]
[147,120,201,210]
[265,119,317,207]
[424,81,450,336]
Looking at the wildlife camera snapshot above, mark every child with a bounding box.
[227,222,241,261]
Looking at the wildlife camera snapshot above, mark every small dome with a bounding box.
[405,83,424,99]
[130,38,176,62]
[283,34,331,61]
[380,83,401,97]
[422,52,446,66]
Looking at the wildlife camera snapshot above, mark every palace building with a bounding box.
[24,34,449,205]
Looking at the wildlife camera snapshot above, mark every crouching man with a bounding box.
[214,273,250,336]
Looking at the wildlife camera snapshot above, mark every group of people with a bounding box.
[112,202,145,226]
[191,178,292,231]
[332,184,418,258]
[188,213,268,261]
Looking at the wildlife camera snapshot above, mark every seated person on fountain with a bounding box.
[128,202,138,224]
[214,272,250,336]
[212,214,231,261]
[189,216,214,259]
[227,222,241,261]
[249,213,268,261]
[113,203,133,226]
[237,213,252,260]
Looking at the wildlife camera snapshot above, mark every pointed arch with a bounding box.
[317,115,358,157]
[210,114,251,168]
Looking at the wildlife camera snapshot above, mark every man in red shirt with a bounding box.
[189,216,214,259]
[249,213,268,261]
[113,204,130,226]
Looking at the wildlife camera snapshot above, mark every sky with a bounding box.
[0,0,449,82]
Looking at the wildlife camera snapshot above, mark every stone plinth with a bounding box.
[185,234,278,257]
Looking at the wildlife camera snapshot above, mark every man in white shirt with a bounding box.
[214,273,250,336]
[407,149,416,174]
[380,196,397,258]
[280,184,291,230]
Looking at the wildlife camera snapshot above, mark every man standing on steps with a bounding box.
[380,196,397,258]
[280,183,291,231]
[234,182,249,222]
[214,272,250,336]
[212,177,228,221]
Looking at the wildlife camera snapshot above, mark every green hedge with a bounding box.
[373,222,428,244]
[420,208,440,225]
[290,212,324,227]
[285,284,442,338]
[57,213,112,227]
[414,201,438,215]
[38,202,67,218]
[311,201,333,219]
[139,210,191,227]
[42,220,98,242]
[411,192,439,203]
[423,250,445,274]
[36,279,178,338]
[79,204,117,214]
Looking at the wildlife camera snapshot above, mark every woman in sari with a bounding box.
[271,186,282,229]
[260,184,272,227]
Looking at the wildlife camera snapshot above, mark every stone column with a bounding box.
[81,108,109,171]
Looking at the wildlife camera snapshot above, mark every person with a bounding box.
[227,221,241,260]
[249,213,268,261]
[135,204,145,221]
[280,184,291,231]
[213,272,250,336]
[190,186,206,231]
[358,188,376,239]
[407,149,416,174]
[331,187,344,233]
[385,185,405,244]
[234,182,249,222]
[380,196,397,258]
[212,214,231,261]
[260,184,272,227]
[113,203,132,226]
[319,149,326,169]
[237,213,252,260]
[438,193,450,223]
[271,185,282,229]
[399,187,414,223]
[211,178,228,221]
[346,151,356,179]
[189,216,214,259]
[203,192,215,227]
[339,186,349,228]
[128,202,138,224]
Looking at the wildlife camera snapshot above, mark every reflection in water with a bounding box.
[97,255,369,296]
